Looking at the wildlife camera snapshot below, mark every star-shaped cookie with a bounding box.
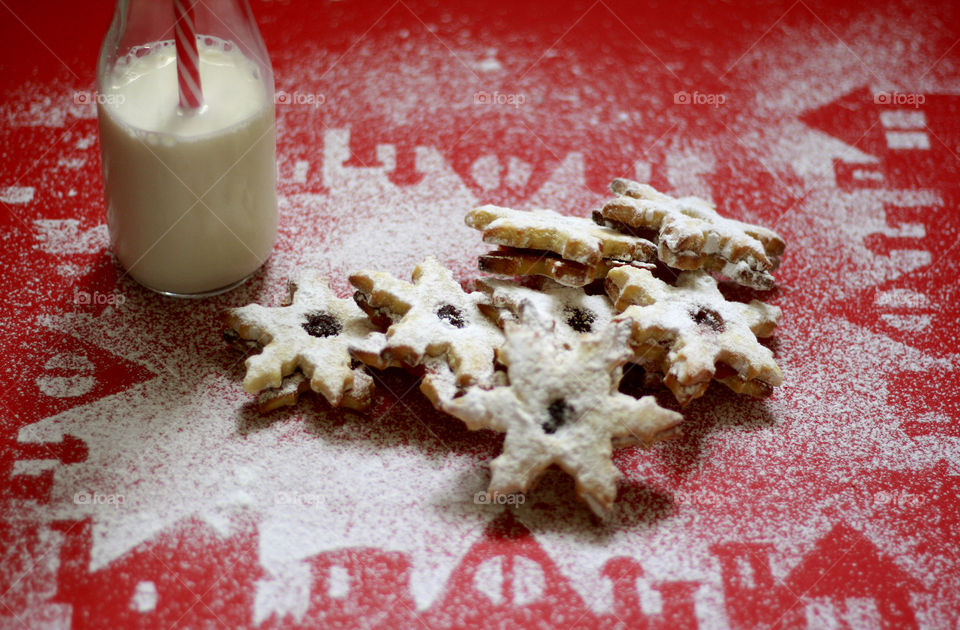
[349,256,504,390]
[443,308,683,518]
[477,247,650,287]
[226,273,375,409]
[253,371,372,413]
[596,178,785,289]
[606,266,782,404]
[467,205,656,266]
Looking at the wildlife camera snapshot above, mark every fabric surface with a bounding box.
[1,0,958,627]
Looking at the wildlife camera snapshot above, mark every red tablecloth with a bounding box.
[2,1,958,628]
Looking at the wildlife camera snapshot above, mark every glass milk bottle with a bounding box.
[97,0,277,296]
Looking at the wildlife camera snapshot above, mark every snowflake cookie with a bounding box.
[226,273,376,409]
[605,266,782,405]
[467,205,656,267]
[254,371,372,413]
[596,178,785,289]
[443,308,684,518]
[477,247,650,287]
[348,256,504,390]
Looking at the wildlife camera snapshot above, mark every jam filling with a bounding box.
[542,398,575,434]
[437,304,466,328]
[690,306,724,332]
[563,306,596,333]
[302,311,342,338]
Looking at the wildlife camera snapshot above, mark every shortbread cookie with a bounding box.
[606,266,782,404]
[478,247,652,287]
[256,372,311,413]
[467,205,656,266]
[418,360,479,410]
[227,273,376,409]
[443,308,683,518]
[256,371,370,413]
[596,178,785,289]
[349,328,470,410]
[477,277,616,342]
[224,330,371,412]
[346,329,402,371]
[349,256,504,388]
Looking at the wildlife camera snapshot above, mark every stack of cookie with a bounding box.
[224,178,785,518]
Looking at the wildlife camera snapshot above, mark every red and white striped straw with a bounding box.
[173,0,203,110]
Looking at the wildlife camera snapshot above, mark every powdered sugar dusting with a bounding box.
[4,0,960,626]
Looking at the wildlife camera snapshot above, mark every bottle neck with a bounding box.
[99,0,273,95]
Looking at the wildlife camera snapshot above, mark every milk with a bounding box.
[98,39,277,296]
